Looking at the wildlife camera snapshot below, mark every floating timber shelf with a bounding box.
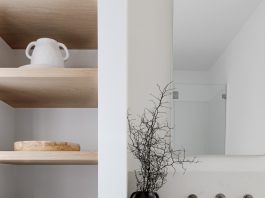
[0,151,98,165]
[0,68,98,108]
[0,0,97,49]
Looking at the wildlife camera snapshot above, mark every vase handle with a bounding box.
[59,43,70,61]
[25,41,36,60]
[154,192,159,198]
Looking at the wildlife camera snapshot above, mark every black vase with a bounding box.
[130,191,159,198]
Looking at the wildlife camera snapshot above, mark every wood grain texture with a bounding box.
[0,0,97,49]
[0,68,98,108]
[0,151,98,165]
[14,141,80,151]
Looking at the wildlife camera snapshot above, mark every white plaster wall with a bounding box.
[13,50,98,68]
[147,1,265,198]
[16,165,97,198]
[128,0,173,115]
[98,0,128,197]
[0,102,15,151]
[0,102,15,198]
[0,38,15,67]
[210,0,265,155]
[14,108,98,198]
[14,109,98,150]
[127,0,173,171]
[127,0,265,197]
[0,38,16,198]
[174,70,211,84]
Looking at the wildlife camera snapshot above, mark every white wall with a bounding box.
[127,0,173,196]
[13,50,98,68]
[0,38,15,67]
[128,0,265,197]
[128,0,172,115]
[149,1,265,198]
[16,165,97,198]
[127,0,173,172]
[14,109,98,198]
[173,0,263,71]
[0,102,15,151]
[211,0,265,155]
[98,0,128,197]
[0,102,15,198]
[14,109,97,150]
[174,70,211,84]
[0,39,16,198]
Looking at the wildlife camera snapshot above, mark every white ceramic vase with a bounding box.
[25,38,69,67]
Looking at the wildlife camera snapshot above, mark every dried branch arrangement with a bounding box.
[128,83,196,192]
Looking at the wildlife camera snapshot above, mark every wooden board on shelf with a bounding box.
[14,141,81,151]
[0,151,98,165]
[0,0,97,49]
[0,68,98,108]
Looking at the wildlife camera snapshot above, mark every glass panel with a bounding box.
[172,83,226,155]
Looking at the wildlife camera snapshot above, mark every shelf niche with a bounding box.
[0,68,98,108]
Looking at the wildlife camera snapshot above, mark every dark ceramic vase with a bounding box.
[130,191,159,198]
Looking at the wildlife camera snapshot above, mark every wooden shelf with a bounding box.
[0,0,97,49]
[0,68,98,108]
[0,151,98,165]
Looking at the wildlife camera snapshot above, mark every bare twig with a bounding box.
[128,82,196,192]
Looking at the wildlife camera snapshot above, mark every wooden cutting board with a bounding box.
[14,141,80,151]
